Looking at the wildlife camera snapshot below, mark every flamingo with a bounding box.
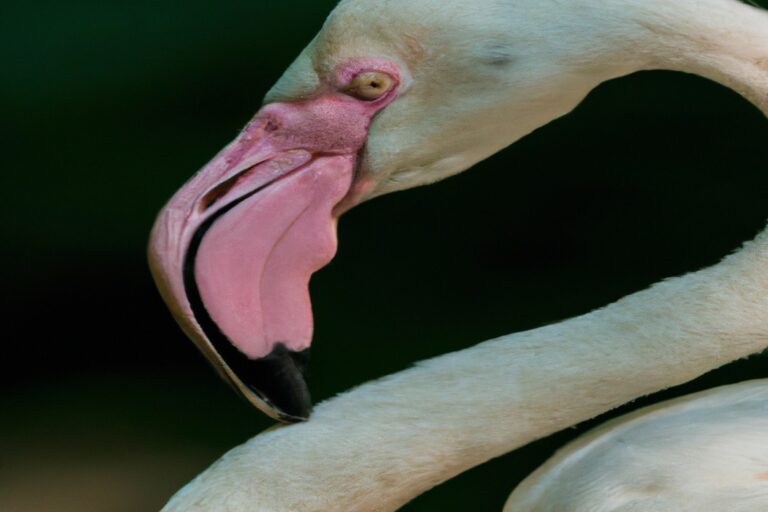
[505,380,768,510]
[148,0,768,509]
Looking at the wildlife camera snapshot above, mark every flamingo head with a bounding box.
[148,0,651,421]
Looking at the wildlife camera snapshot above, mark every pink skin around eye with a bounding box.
[333,58,406,97]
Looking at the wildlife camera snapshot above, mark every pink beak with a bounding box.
[148,93,386,422]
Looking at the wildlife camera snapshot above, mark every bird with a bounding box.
[149,0,768,509]
[505,380,768,511]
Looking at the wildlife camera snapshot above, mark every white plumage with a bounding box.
[506,380,768,511]
[161,0,768,509]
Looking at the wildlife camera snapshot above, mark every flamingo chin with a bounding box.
[149,74,401,421]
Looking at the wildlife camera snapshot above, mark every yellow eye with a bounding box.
[341,71,395,101]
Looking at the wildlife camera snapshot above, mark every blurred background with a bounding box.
[3,1,768,510]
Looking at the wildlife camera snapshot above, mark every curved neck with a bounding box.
[163,2,768,510]
[164,234,768,512]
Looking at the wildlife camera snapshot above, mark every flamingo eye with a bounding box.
[341,71,395,101]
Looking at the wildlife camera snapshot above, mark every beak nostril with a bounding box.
[199,165,257,212]
[265,119,280,132]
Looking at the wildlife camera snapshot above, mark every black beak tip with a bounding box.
[182,218,313,422]
[233,344,313,423]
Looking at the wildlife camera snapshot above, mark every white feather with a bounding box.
[506,381,768,511]
[163,0,768,509]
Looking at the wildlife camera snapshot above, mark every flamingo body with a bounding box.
[506,380,768,511]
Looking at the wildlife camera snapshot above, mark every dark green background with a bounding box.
[3,1,768,510]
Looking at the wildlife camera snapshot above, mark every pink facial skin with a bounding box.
[148,59,400,420]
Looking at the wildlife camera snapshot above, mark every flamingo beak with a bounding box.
[148,95,385,422]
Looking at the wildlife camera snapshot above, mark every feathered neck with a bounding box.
[163,1,768,510]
